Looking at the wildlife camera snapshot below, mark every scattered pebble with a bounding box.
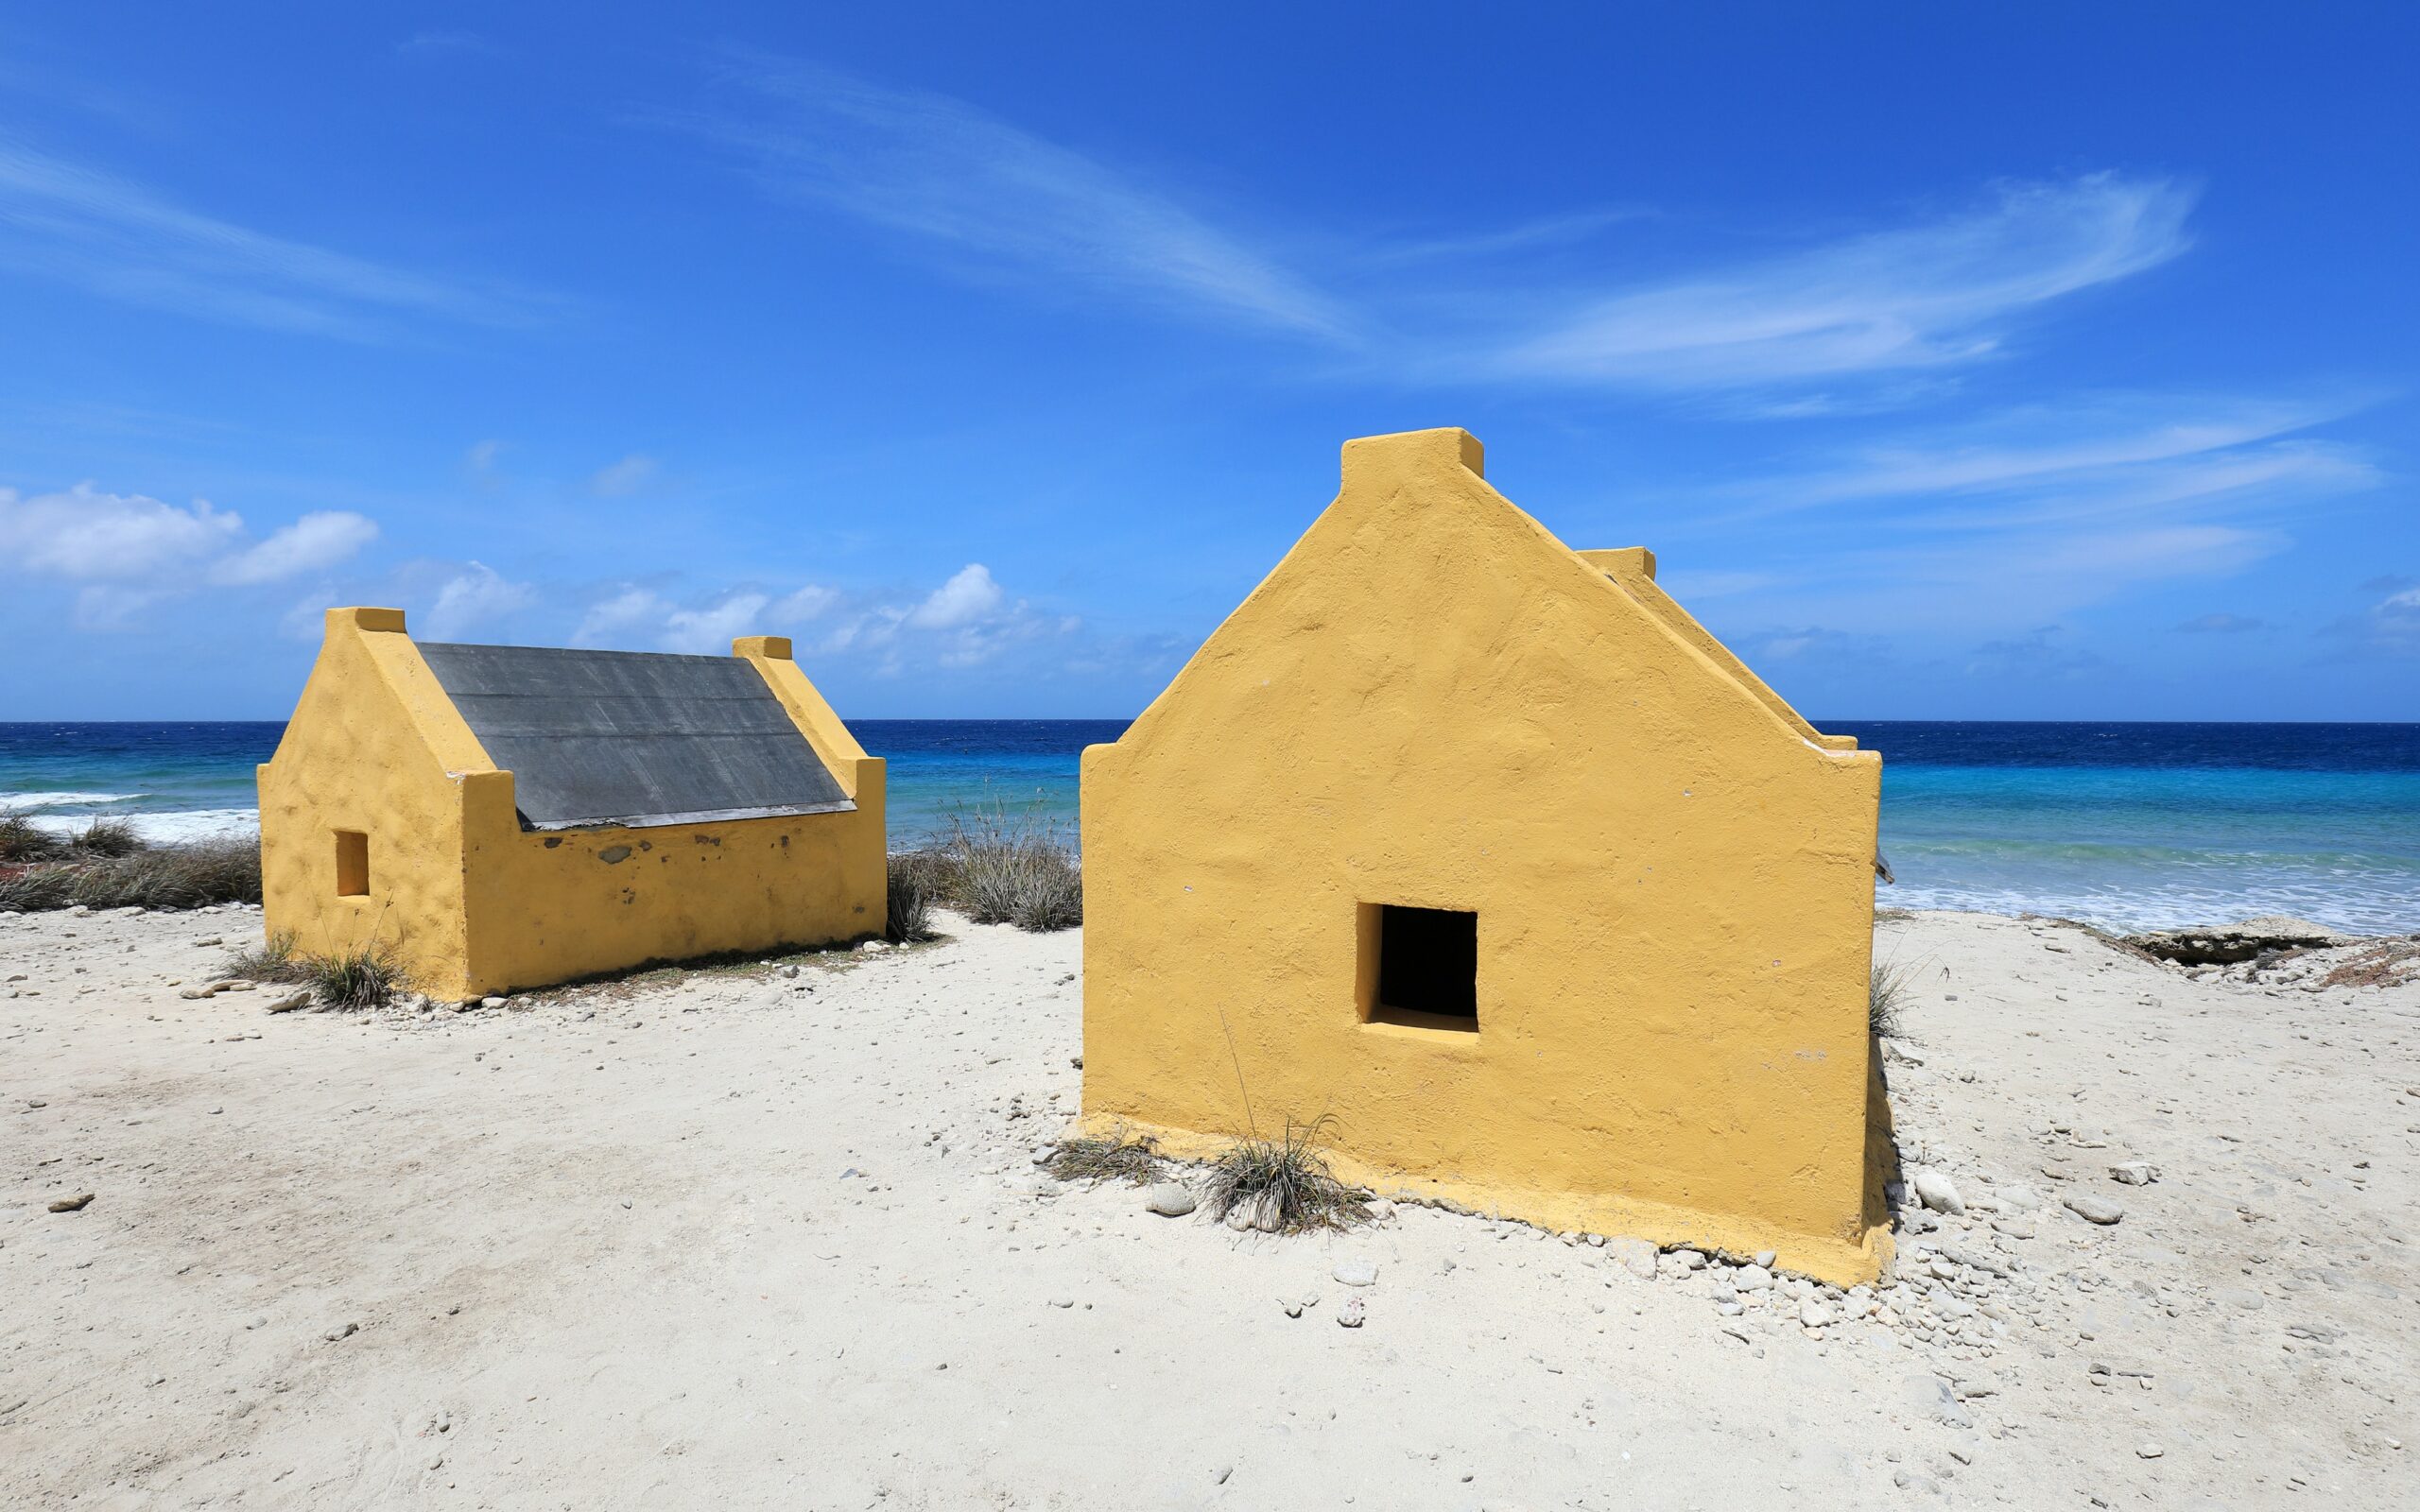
[1332,1260,1377,1287]
[1607,1237,1657,1280]
[1143,1182,1196,1217]
[1912,1167,1965,1215]
[48,1193,95,1212]
[2063,1194,2126,1226]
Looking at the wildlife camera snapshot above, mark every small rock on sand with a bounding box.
[1333,1260,1377,1287]
[1142,1182,1196,1217]
[2064,1194,2125,1225]
[323,1322,358,1342]
[265,990,311,1013]
[1337,1296,1366,1328]
[2108,1160,2159,1186]
[1912,1167,1965,1214]
[48,1193,95,1212]
[1603,1236,1656,1279]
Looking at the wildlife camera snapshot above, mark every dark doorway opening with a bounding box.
[1373,904,1478,1025]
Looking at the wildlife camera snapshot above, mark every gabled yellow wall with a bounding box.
[259,614,886,1002]
[1079,429,1890,1283]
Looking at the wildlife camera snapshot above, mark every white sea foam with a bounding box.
[20,809,259,844]
[0,791,144,810]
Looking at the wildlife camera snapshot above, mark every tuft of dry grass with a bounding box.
[1870,957,1913,1037]
[884,850,942,943]
[301,940,407,1010]
[1043,1133,1164,1186]
[222,930,307,985]
[70,817,144,857]
[0,814,65,863]
[1202,1115,1374,1234]
[0,836,261,913]
[893,803,1082,934]
[0,863,76,911]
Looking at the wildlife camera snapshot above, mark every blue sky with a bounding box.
[2,4,2414,720]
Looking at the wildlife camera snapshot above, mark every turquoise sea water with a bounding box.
[5,720,2416,934]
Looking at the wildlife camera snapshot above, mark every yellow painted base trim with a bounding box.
[1079,1110,1893,1287]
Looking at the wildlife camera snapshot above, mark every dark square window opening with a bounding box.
[1369,903,1478,1028]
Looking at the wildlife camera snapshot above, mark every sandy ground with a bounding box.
[4,903,2415,1510]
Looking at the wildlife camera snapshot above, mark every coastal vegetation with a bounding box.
[220,929,407,1010]
[888,804,1083,937]
[1042,1132,1166,1185]
[0,826,262,913]
[1869,957,1912,1037]
[1201,1114,1374,1235]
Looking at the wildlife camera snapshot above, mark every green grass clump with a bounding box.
[1202,1115,1373,1234]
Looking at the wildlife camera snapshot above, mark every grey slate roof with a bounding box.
[416,642,855,832]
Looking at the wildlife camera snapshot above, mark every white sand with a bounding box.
[4,904,2413,1508]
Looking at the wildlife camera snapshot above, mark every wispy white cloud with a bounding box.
[570,562,1076,674]
[673,55,1351,338]
[0,483,375,586]
[423,562,530,639]
[1492,176,2194,389]
[0,483,241,579]
[666,62,2195,400]
[0,136,542,339]
[1654,392,2378,637]
[662,593,771,654]
[587,454,660,497]
[1718,394,2380,560]
[211,510,380,585]
[2322,585,2420,660]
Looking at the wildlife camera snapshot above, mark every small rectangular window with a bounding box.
[334,830,370,897]
[1364,903,1478,1030]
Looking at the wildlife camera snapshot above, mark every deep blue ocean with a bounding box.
[5,720,2416,934]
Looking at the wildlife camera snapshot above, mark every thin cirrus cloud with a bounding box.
[1656,393,2380,635]
[668,60,2196,397]
[679,54,1352,340]
[1723,392,2378,532]
[0,136,540,339]
[1489,175,2196,389]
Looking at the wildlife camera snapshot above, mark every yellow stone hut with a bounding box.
[1079,428,1892,1283]
[258,608,886,1002]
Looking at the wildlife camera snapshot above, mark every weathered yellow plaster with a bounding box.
[259,610,886,1001]
[1079,428,1891,1284]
